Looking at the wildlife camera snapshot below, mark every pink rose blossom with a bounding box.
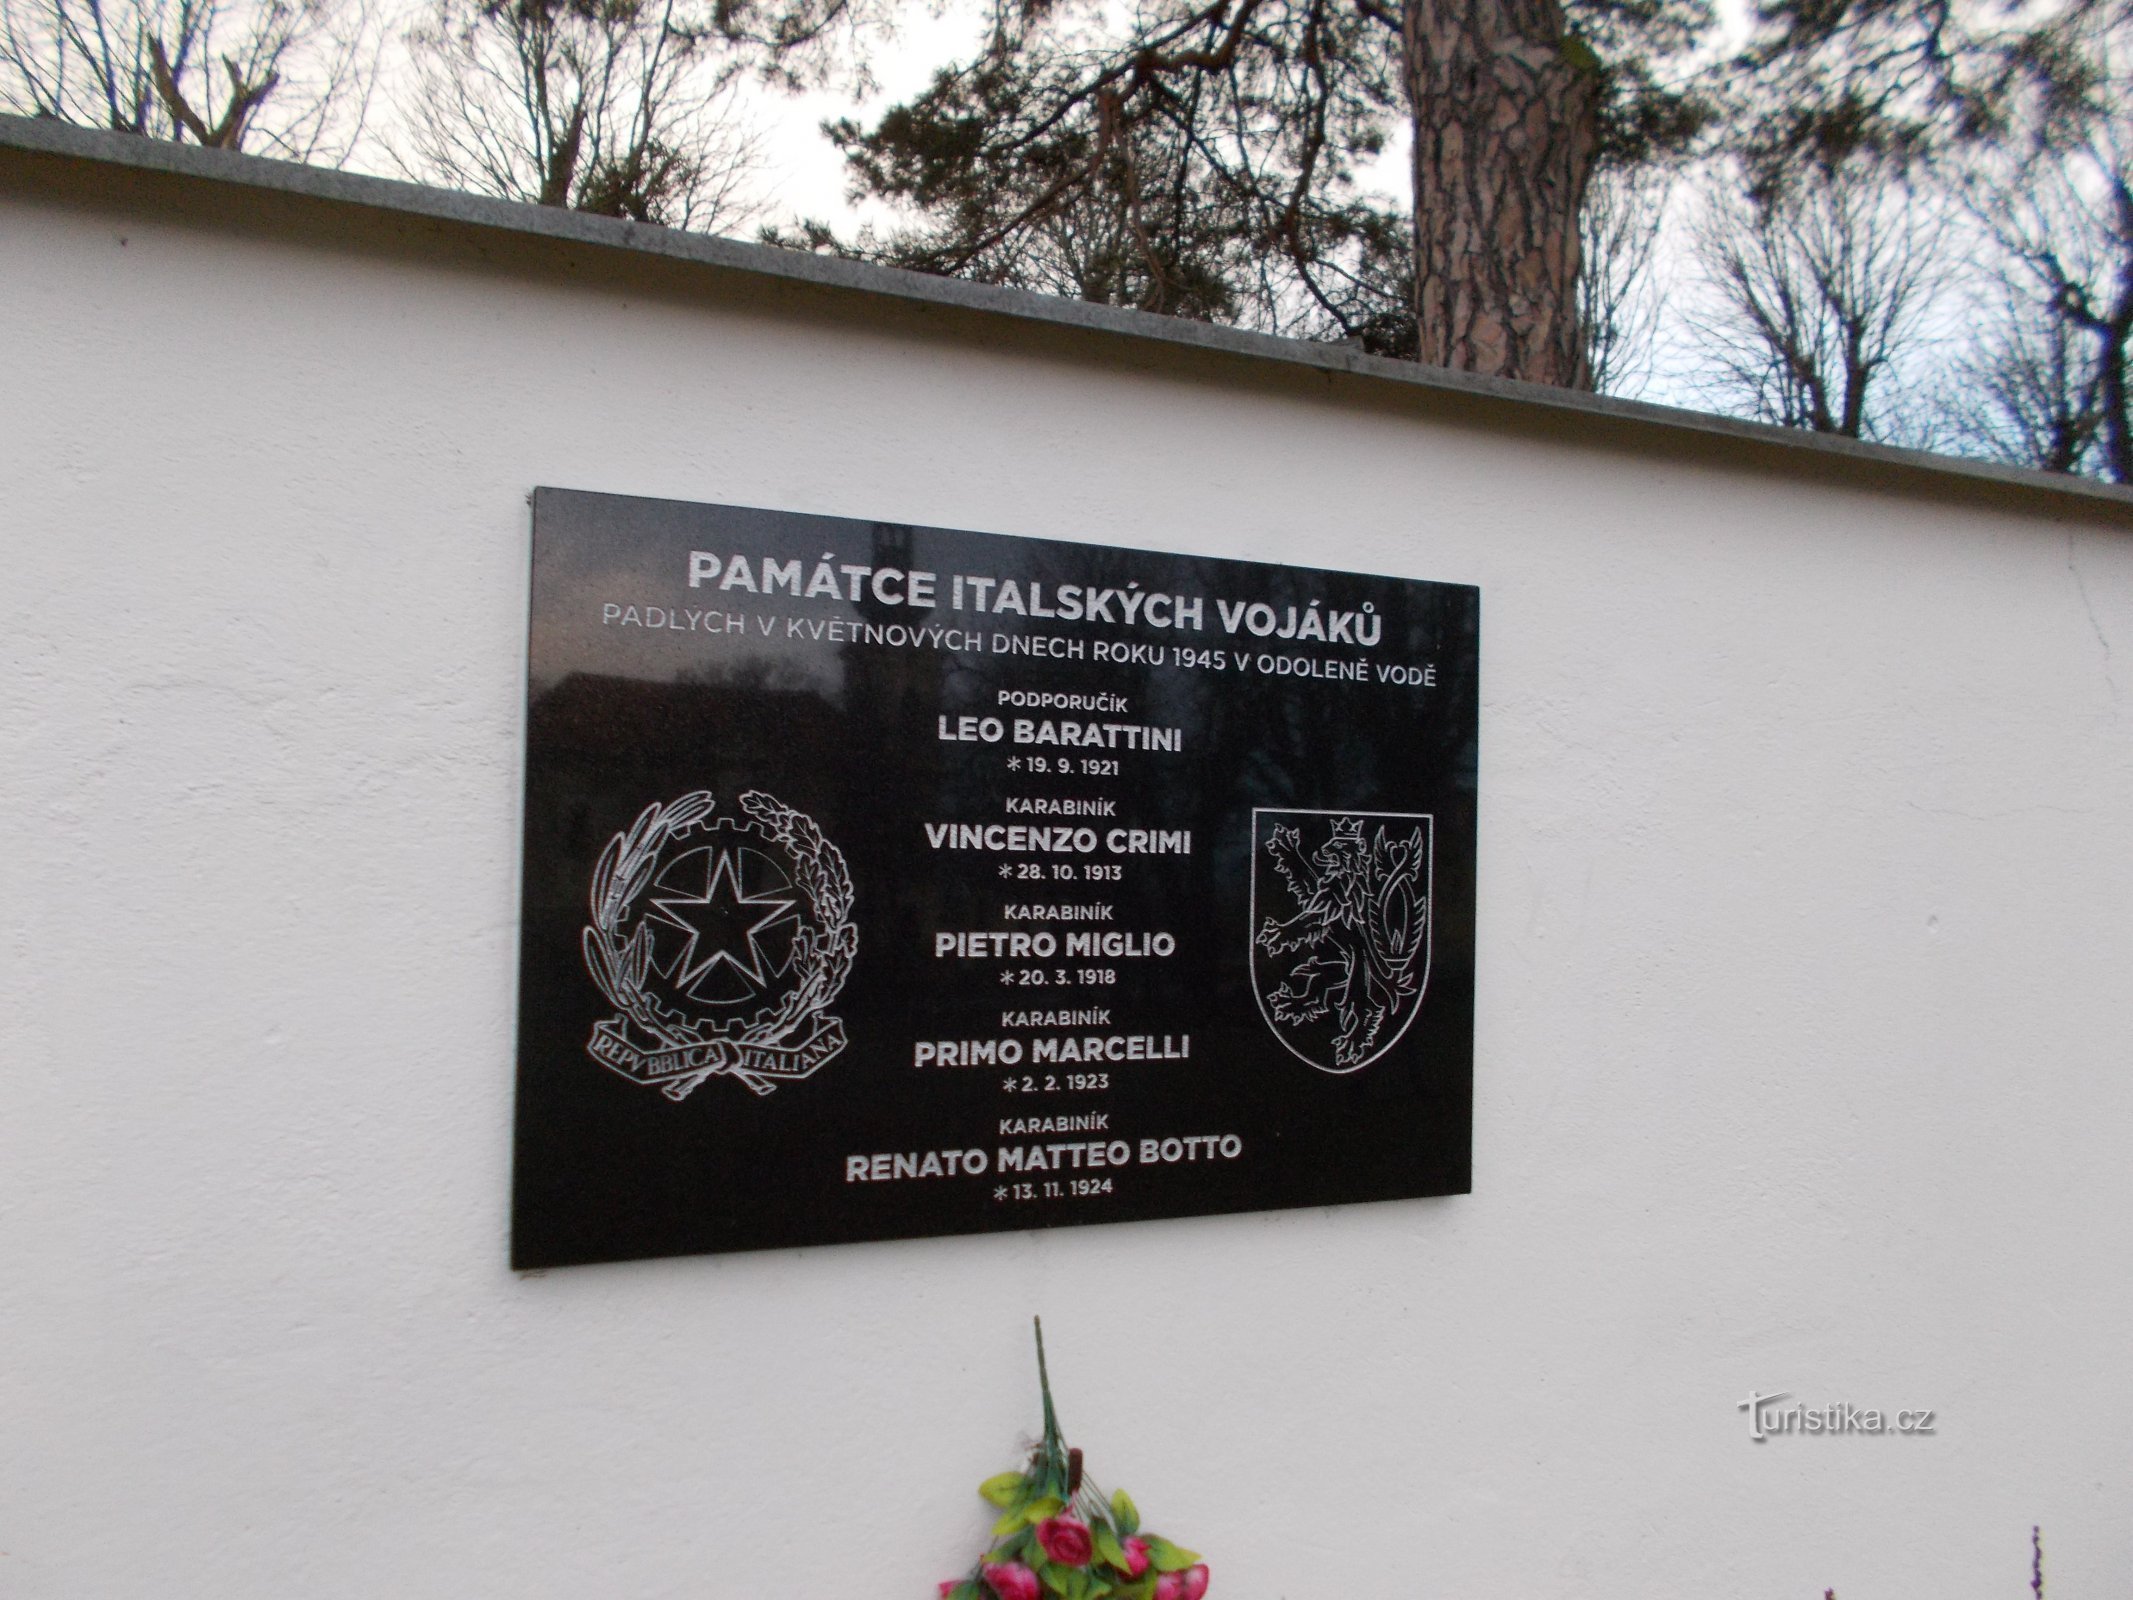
[1035,1515,1095,1567]
[1155,1564,1211,1600]
[1120,1537,1151,1578]
[981,1561,1041,1600]
[940,1583,960,1598]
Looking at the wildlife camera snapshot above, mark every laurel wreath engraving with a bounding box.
[582,789,857,1057]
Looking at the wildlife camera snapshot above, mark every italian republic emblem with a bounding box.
[581,789,857,1100]
[1249,808,1431,1074]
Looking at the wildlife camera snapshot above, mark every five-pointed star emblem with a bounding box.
[648,848,798,995]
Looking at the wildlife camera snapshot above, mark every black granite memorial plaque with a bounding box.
[512,488,1477,1267]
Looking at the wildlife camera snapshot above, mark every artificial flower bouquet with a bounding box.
[940,1322,1209,1600]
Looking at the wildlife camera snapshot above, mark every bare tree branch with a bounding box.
[394,0,774,231]
[1580,157,1674,395]
[1690,158,1948,440]
[1,0,377,160]
[1948,14,2131,482]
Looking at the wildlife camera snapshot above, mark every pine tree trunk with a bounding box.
[1403,0,1599,387]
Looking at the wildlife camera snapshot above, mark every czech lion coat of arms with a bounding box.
[1249,809,1431,1074]
[580,789,857,1100]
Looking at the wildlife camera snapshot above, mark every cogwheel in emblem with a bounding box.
[580,790,857,1100]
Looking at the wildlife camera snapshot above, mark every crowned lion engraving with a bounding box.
[1254,815,1428,1070]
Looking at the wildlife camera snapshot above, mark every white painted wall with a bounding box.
[4,181,2131,1600]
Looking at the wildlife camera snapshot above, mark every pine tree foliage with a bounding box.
[802,0,1412,343]
[785,0,1712,369]
[1730,0,2130,183]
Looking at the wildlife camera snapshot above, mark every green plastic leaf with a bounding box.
[1094,1525,1130,1570]
[946,1584,982,1600]
[980,1472,1028,1508]
[995,1494,1062,1536]
[1142,1537,1201,1573]
[1109,1489,1140,1536]
[987,1530,1034,1568]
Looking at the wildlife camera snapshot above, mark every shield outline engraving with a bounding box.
[1248,807,1434,1075]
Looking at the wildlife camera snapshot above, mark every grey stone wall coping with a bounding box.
[5,111,2131,519]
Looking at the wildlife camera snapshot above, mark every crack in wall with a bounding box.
[2066,529,2121,711]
